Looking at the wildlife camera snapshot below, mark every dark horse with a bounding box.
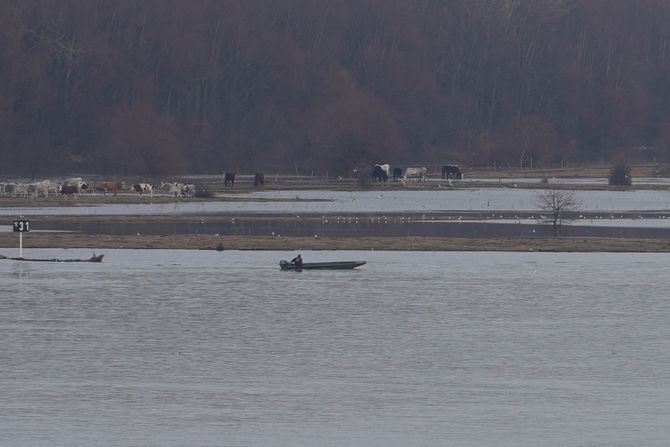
[223,172,236,186]
[441,164,463,179]
[254,172,265,188]
[392,167,402,181]
[371,165,388,182]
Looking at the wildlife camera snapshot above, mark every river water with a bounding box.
[1,249,669,446]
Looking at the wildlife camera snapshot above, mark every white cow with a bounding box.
[48,182,61,195]
[403,167,427,182]
[12,183,29,197]
[63,177,88,192]
[160,182,184,198]
[1,182,12,197]
[131,183,153,196]
[181,184,196,198]
[63,177,82,186]
[27,180,51,198]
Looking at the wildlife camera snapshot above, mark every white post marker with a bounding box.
[13,219,30,258]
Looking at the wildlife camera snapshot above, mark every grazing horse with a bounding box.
[375,164,391,178]
[223,172,235,187]
[254,173,265,188]
[392,167,402,181]
[371,165,388,182]
[441,164,463,179]
[403,167,427,182]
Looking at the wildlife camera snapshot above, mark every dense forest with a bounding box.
[2,0,670,176]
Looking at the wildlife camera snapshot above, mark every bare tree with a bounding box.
[537,189,578,232]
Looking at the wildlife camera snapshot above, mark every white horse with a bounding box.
[403,167,427,182]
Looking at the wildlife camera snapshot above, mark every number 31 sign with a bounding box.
[13,220,30,232]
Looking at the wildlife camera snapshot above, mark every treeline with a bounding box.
[2,0,670,176]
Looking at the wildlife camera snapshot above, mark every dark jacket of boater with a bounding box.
[291,254,303,268]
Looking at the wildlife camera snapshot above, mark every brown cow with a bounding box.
[93,181,124,196]
[60,184,80,195]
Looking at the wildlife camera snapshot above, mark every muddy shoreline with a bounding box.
[1,233,669,252]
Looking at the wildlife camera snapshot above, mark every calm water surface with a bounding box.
[1,249,669,446]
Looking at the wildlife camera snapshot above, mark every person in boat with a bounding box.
[291,254,303,268]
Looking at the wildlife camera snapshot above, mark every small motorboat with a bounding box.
[279,260,366,271]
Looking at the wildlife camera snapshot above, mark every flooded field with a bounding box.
[2,187,670,215]
[5,216,670,240]
[3,187,670,247]
[1,249,669,446]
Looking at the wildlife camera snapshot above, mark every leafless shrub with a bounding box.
[537,189,579,231]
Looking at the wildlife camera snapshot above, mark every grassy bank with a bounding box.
[1,233,669,252]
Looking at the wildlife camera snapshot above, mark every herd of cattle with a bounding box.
[0,172,268,199]
[0,178,93,197]
[0,166,461,198]
[0,178,201,198]
[370,164,463,183]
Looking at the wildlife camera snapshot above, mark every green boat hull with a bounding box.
[279,260,366,270]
